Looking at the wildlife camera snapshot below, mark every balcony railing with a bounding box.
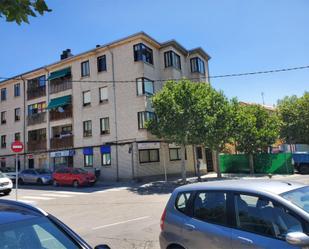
[49,80,72,94]
[27,139,47,152]
[50,136,73,150]
[27,87,46,100]
[50,105,72,121]
[27,112,46,126]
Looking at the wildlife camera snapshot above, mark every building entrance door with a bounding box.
[205,148,214,172]
[28,158,34,169]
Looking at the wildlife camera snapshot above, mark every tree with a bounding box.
[233,104,280,173]
[147,80,208,183]
[0,0,50,24]
[277,92,309,145]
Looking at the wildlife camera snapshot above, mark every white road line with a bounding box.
[55,191,86,195]
[92,216,150,230]
[41,193,72,198]
[19,200,37,205]
[22,196,54,200]
[95,187,129,193]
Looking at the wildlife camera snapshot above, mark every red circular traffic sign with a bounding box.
[11,141,24,153]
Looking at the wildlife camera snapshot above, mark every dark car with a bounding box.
[18,168,53,185]
[53,167,96,187]
[0,199,110,249]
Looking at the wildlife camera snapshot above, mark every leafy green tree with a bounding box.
[233,104,280,173]
[277,92,309,144]
[0,0,50,24]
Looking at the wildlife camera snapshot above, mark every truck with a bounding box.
[292,152,309,174]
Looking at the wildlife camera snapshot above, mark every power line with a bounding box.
[0,65,309,83]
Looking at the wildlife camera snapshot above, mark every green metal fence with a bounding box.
[219,153,293,174]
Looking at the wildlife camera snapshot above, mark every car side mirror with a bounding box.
[286,232,309,246]
[94,245,111,249]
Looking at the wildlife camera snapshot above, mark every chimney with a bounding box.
[96,44,101,48]
[60,49,73,60]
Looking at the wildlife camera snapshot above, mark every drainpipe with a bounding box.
[20,76,26,170]
[107,46,119,181]
[43,67,51,170]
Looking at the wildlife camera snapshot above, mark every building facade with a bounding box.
[0,32,215,180]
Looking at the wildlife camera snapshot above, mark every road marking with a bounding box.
[95,187,128,193]
[22,196,53,200]
[41,193,72,198]
[19,199,37,205]
[92,216,150,230]
[55,191,86,195]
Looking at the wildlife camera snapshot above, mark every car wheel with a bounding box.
[53,180,59,187]
[18,178,24,185]
[73,180,79,188]
[299,164,309,174]
[37,178,43,185]
[167,245,185,249]
[2,189,11,196]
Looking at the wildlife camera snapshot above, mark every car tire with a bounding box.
[299,164,309,174]
[37,178,43,185]
[73,180,79,188]
[53,180,59,187]
[18,178,24,185]
[167,245,185,249]
[2,189,11,196]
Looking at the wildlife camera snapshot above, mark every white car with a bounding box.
[0,171,13,195]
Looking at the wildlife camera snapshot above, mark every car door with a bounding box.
[21,170,31,183]
[28,169,38,183]
[231,193,304,249]
[181,190,232,249]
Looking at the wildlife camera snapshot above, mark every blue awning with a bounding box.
[83,147,93,155]
[100,145,111,154]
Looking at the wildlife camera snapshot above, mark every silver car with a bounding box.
[160,180,309,249]
[18,169,53,185]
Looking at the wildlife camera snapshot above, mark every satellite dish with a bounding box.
[58,106,64,113]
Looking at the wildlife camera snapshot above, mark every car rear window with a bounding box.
[175,192,192,214]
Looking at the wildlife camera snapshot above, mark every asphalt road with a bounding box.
[1,174,309,249]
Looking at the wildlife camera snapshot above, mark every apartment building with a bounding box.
[0,32,214,180]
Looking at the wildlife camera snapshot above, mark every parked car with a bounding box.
[293,152,309,174]
[18,168,53,185]
[160,180,309,249]
[0,171,13,195]
[53,167,96,187]
[0,199,110,249]
[1,167,17,182]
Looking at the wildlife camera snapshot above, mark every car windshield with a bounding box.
[36,169,51,174]
[0,172,6,178]
[74,168,87,174]
[281,186,309,213]
[0,216,80,249]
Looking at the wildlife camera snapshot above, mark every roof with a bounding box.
[0,31,211,84]
[175,179,305,195]
[0,200,47,225]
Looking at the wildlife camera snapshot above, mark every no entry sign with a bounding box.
[11,141,24,153]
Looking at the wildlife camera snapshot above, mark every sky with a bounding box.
[0,0,308,105]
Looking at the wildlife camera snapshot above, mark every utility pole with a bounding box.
[261,92,265,105]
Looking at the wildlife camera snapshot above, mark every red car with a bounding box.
[53,167,96,187]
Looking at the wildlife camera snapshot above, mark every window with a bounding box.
[99,87,108,103]
[136,78,154,96]
[83,91,91,106]
[1,111,6,124]
[81,60,90,77]
[138,111,155,129]
[196,146,203,159]
[27,76,46,100]
[1,88,7,101]
[193,191,227,226]
[14,108,21,121]
[28,102,46,115]
[133,43,153,64]
[164,51,181,70]
[176,192,192,214]
[139,149,159,163]
[102,152,111,166]
[15,132,21,141]
[97,55,107,72]
[234,194,304,239]
[100,117,110,135]
[1,135,6,148]
[83,120,92,137]
[14,83,20,97]
[28,128,46,141]
[190,57,205,74]
[84,155,93,167]
[169,148,181,161]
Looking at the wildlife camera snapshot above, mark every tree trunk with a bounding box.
[180,144,187,183]
[249,153,254,174]
[214,150,222,178]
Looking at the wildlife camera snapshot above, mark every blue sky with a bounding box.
[0,0,308,105]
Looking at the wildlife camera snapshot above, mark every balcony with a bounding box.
[50,136,73,150]
[27,139,47,152]
[27,87,46,100]
[50,105,72,121]
[27,112,46,126]
[49,79,72,94]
